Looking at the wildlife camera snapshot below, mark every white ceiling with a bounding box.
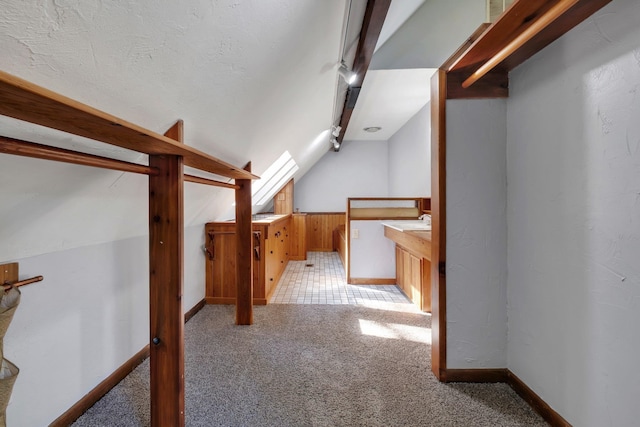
[0,0,431,259]
[344,68,436,141]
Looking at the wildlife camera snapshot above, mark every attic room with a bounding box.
[1,0,639,426]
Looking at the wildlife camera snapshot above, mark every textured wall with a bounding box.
[4,225,205,426]
[446,99,508,368]
[388,103,431,197]
[506,0,640,425]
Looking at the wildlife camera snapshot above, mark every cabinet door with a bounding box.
[409,254,422,309]
[395,246,404,290]
[402,248,412,300]
[422,257,431,312]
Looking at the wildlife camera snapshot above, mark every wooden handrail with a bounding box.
[0,70,258,180]
[3,275,43,291]
[0,135,158,176]
[462,0,579,88]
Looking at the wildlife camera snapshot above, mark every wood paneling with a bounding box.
[274,179,294,215]
[148,153,185,427]
[290,213,307,261]
[392,243,428,311]
[206,215,290,305]
[305,213,346,252]
[236,162,253,325]
[430,69,447,380]
[0,70,258,179]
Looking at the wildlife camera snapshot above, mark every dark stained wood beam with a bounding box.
[147,124,186,426]
[235,162,253,325]
[336,0,391,143]
[0,70,258,180]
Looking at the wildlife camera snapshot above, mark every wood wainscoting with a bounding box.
[305,212,346,252]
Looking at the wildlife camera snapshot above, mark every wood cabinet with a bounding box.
[395,246,431,312]
[386,226,432,312]
[290,213,307,260]
[205,215,291,305]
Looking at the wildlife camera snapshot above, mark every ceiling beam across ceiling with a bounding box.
[337,0,391,144]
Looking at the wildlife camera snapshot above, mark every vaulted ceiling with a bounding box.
[0,0,483,259]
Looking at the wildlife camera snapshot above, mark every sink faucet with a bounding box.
[418,214,431,224]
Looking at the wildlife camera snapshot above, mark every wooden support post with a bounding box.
[148,122,185,426]
[235,162,253,325]
[430,69,447,381]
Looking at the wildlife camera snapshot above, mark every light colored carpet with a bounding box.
[72,304,547,426]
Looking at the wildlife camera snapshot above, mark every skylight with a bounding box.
[252,151,299,206]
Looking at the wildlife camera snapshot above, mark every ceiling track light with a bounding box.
[331,125,342,137]
[338,61,357,85]
[331,137,341,151]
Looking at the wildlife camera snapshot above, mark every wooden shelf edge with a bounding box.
[0,69,258,180]
[445,0,611,97]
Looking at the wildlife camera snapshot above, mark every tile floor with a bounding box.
[270,251,411,305]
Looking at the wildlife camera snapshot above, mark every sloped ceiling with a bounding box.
[0,0,353,259]
[0,0,484,260]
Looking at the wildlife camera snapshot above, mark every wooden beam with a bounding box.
[446,0,611,92]
[235,162,253,325]
[336,0,391,142]
[184,174,239,189]
[147,123,186,426]
[447,69,509,99]
[0,70,258,180]
[462,0,580,88]
[163,120,238,189]
[0,135,158,175]
[430,69,447,381]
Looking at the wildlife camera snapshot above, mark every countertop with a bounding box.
[383,222,432,260]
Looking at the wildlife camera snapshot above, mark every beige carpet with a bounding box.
[72,304,547,426]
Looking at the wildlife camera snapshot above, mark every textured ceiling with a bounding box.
[0,0,351,258]
[0,0,454,259]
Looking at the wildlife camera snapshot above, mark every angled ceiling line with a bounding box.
[336,0,391,147]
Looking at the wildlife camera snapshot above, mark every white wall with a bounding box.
[446,99,507,368]
[506,1,640,425]
[388,102,431,197]
[349,220,396,279]
[294,140,389,212]
[4,225,205,426]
